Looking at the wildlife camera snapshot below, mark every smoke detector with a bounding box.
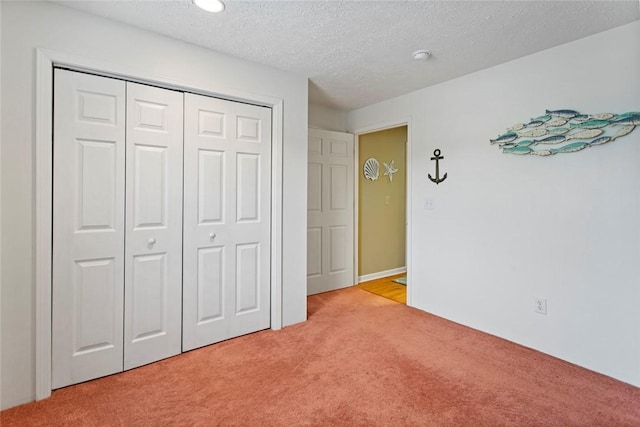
[194,0,225,13]
[412,50,431,61]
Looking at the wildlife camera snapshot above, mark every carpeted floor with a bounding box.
[2,288,639,426]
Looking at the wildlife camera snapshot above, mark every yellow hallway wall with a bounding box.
[358,126,407,276]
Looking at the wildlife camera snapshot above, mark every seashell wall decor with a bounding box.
[363,158,379,181]
[491,110,639,156]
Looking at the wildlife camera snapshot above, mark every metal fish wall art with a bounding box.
[491,110,640,156]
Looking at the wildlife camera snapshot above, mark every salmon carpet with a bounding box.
[2,288,640,426]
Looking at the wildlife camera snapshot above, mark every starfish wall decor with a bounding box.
[383,160,398,182]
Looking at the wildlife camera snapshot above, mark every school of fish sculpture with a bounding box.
[490,110,639,156]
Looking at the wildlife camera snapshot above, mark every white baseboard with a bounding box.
[358,267,406,283]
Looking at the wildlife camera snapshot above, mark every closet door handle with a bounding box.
[148,238,156,246]
[209,233,216,241]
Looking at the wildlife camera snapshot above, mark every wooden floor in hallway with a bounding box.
[356,273,406,304]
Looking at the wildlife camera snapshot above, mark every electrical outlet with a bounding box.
[424,198,434,210]
[534,298,547,315]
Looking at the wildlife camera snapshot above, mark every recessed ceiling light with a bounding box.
[194,0,225,13]
[412,50,431,61]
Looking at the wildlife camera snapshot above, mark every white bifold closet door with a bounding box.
[182,93,271,351]
[123,82,183,370]
[52,69,183,388]
[52,69,127,389]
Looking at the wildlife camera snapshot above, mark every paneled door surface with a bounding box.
[53,70,185,388]
[182,93,272,351]
[307,129,354,295]
[124,82,183,370]
[52,69,126,388]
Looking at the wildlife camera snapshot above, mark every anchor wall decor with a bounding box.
[428,149,447,184]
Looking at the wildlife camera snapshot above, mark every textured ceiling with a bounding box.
[53,0,640,111]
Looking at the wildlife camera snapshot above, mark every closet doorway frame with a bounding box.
[34,48,285,400]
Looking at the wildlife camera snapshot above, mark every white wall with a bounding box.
[0,1,308,409]
[308,103,348,132]
[349,21,640,387]
[0,0,3,412]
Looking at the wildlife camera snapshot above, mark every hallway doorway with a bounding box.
[356,273,406,304]
[357,125,407,304]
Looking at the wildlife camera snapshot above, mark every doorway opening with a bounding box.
[355,125,408,304]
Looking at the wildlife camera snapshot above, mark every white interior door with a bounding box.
[124,83,183,370]
[307,129,354,295]
[182,93,271,351]
[52,69,126,389]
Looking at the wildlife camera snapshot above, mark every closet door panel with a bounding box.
[236,243,260,314]
[52,69,126,389]
[197,246,225,322]
[236,153,260,222]
[76,140,118,229]
[133,145,167,227]
[198,149,225,223]
[124,83,183,370]
[183,94,271,351]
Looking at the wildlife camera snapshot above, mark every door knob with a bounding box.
[148,238,156,245]
[209,233,216,240]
